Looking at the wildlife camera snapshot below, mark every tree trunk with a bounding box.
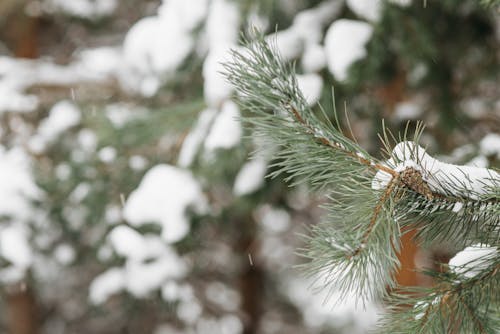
[5,284,40,334]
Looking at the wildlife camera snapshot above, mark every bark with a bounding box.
[5,284,40,334]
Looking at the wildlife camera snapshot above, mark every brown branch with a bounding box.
[348,176,399,259]
[288,105,398,177]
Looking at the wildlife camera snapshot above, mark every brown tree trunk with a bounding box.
[395,229,420,287]
[5,284,40,334]
[235,216,264,334]
[0,0,39,59]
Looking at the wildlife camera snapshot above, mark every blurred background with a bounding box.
[0,0,498,333]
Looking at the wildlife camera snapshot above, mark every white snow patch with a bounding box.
[233,158,268,196]
[44,0,117,19]
[394,101,423,121]
[38,100,81,143]
[372,142,500,199]
[124,16,193,76]
[162,281,181,302]
[466,155,488,168]
[123,165,207,243]
[292,1,344,45]
[389,0,412,6]
[105,103,146,128]
[108,226,170,261]
[204,101,242,152]
[159,0,209,32]
[91,232,188,303]
[479,133,500,159]
[77,129,98,152]
[325,19,373,81]
[89,267,126,304]
[129,155,148,171]
[346,0,382,22]
[0,55,112,114]
[0,147,41,221]
[347,0,411,22]
[301,44,326,73]
[265,1,342,62]
[449,244,497,279]
[0,225,32,269]
[256,205,291,233]
[98,146,117,163]
[125,250,188,297]
[0,87,38,114]
[69,182,91,203]
[178,109,217,167]
[202,48,235,107]
[205,282,240,311]
[201,0,240,106]
[54,243,76,265]
[451,202,463,213]
[123,0,209,94]
[286,274,380,330]
[267,29,303,61]
[297,73,323,106]
[177,298,203,324]
[55,163,71,180]
[75,47,122,78]
[205,0,240,50]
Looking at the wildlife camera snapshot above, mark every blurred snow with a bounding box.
[347,0,382,22]
[108,226,172,262]
[178,108,217,167]
[123,164,207,243]
[129,155,148,171]
[325,19,373,81]
[267,0,342,62]
[91,227,188,303]
[54,243,76,265]
[44,0,118,19]
[123,0,209,96]
[77,129,98,153]
[297,73,323,106]
[38,101,81,141]
[0,225,33,270]
[89,267,126,304]
[69,182,91,203]
[76,47,122,78]
[125,252,187,297]
[233,158,268,196]
[205,282,240,311]
[285,274,380,331]
[480,133,500,159]
[301,44,326,73]
[0,147,41,221]
[394,100,423,121]
[105,103,147,128]
[202,0,240,107]
[347,0,412,22]
[204,101,242,153]
[256,205,291,234]
[0,55,114,114]
[98,146,117,163]
[449,244,497,279]
[178,298,203,324]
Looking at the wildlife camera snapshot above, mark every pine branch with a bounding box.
[224,35,405,303]
[224,34,500,318]
[379,254,500,333]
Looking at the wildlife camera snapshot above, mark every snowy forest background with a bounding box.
[0,0,498,333]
